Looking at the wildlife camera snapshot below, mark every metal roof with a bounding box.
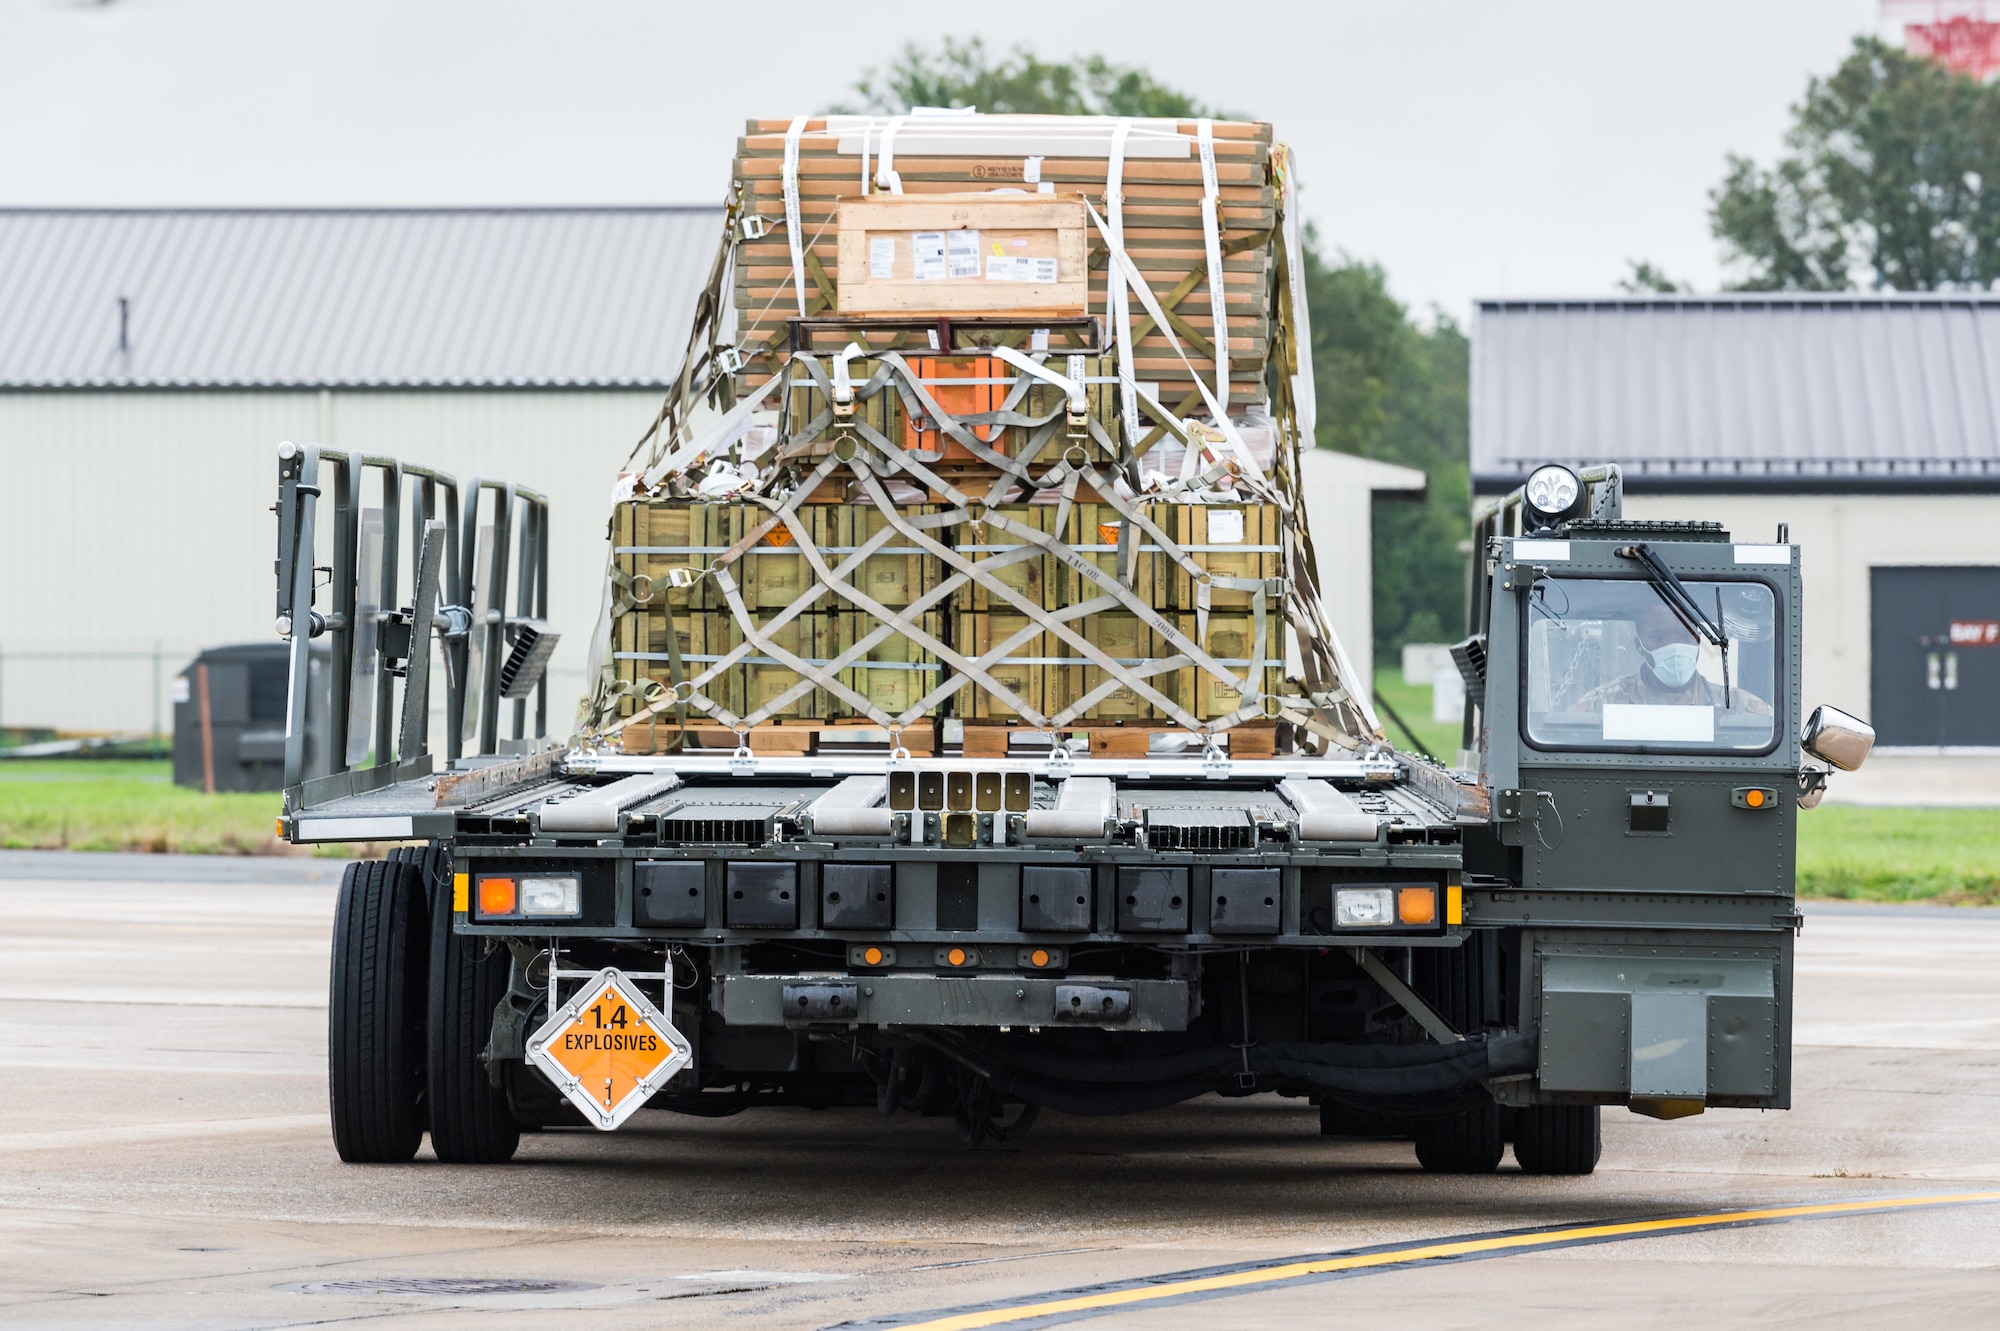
[1472,294,2000,490]
[0,206,724,390]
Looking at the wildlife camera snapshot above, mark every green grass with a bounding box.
[1371,669,1462,762]
[0,758,288,855]
[3,759,1996,907]
[1797,806,2000,906]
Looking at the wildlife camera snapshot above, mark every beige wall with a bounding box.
[0,389,664,734]
[1623,490,2000,804]
[1297,448,1427,707]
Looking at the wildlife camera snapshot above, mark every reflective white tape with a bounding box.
[1197,119,1230,402]
[1735,544,1792,564]
[294,816,413,842]
[783,114,810,315]
[1513,539,1570,561]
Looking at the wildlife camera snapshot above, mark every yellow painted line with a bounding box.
[886,1191,2000,1330]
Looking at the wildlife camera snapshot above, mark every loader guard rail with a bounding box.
[274,442,554,805]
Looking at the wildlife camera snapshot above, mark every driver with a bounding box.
[1570,599,1770,715]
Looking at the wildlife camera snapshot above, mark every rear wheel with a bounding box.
[328,857,428,1163]
[1512,1104,1601,1175]
[426,861,522,1164]
[1413,1098,1504,1174]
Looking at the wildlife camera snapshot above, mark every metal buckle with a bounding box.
[740,214,771,241]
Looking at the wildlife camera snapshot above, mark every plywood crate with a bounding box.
[1053,611,1185,722]
[1189,612,1285,720]
[829,503,939,609]
[1165,503,1283,611]
[835,193,1087,317]
[959,612,1049,720]
[955,504,1055,612]
[734,611,839,720]
[1051,500,1175,610]
[831,610,943,718]
[731,116,1277,413]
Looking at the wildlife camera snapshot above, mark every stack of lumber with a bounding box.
[731,115,1277,417]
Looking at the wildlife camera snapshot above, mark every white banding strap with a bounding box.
[783,114,810,315]
[860,119,872,196]
[989,344,1084,415]
[1278,778,1378,842]
[1277,145,1317,447]
[1105,118,1141,447]
[1083,199,1268,486]
[876,115,906,194]
[807,775,892,836]
[1197,119,1230,404]
[1023,777,1114,838]
[833,341,865,406]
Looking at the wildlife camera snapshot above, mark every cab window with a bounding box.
[1524,576,1779,753]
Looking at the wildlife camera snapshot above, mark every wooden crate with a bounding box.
[1165,503,1283,611]
[836,193,1088,317]
[1190,612,1285,720]
[832,610,943,718]
[827,503,939,610]
[1051,500,1175,610]
[731,116,1278,414]
[959,611,1049,721]
[955,504,1054,612]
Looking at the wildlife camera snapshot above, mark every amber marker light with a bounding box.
[947,947,968,967]
[863,946,884,966]
[1398,887,1437,926]
[1746,789,1766,808]
[477,877,518,918]
[1030,948,1051,967]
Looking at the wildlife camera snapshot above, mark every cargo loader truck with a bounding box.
[279,114,1874,1173]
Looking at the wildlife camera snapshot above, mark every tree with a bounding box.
[1619,260,1687,294]
[841,44,1470,657]
[845,37,1227,118]
[1711,36,2000,290]
[1303,245,1470,654]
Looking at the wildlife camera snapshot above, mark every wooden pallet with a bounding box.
[960,720,1277,760]
[621,717,939,756]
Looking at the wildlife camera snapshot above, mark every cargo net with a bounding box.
[581,350,1375,757]
[575,117,1379,757]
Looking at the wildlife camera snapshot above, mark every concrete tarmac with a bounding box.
[0,852,1996,1328]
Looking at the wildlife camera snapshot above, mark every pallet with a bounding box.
[960,721,1277,760]
[621,717,939,756]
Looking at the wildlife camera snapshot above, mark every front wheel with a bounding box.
[426,862,522,1164]
[1512,1104,1601,1175]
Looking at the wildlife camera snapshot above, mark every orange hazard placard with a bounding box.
[525,968,691,1131]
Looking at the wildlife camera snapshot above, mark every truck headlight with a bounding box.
[1523,463,1585,530]
[1334,888,1395,927]
[519,874,582,918]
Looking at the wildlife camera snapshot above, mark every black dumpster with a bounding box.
[172,643,330,792]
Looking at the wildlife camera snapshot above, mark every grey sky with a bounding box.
[2,0,1885,321]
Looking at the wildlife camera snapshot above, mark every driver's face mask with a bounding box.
[1648,642,1699,689]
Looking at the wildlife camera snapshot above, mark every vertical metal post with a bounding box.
[282,449,322,790]
[373,462,404,767]
[326,452,360,778]
[534,498,550,740]
[479,483,516,755]
[443,479,466,763]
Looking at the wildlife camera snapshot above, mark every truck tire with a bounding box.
[1413,1098,1504,1173]
[1512,1104,1601,1175]
[426,886,522,1164]
[328,858,428,1164]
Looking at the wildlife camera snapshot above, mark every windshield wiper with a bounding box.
[1615,543,1731,707]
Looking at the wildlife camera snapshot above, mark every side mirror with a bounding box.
[1803,705,1875,772]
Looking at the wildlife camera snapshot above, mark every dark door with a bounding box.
[1870,566,2000,746]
